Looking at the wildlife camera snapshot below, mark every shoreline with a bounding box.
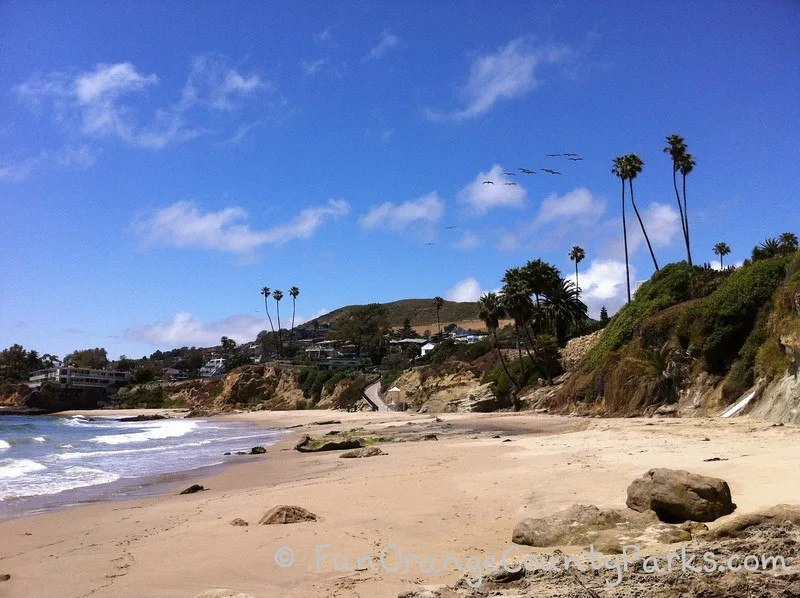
[0,410,797,597]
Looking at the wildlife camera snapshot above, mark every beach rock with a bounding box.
[194,591,256,598]
[293,434,365,452]
[340,446,385,458]
[0,574,9,582]
[654,404,679,416]
[118,414,167,422]
[701,504,800,540]
[397,591,440,598]
[230,518,249,526]
[179,484,206,495]
[249,446,267,454]
[626,468,736,523]
[312,419,341,425]
[512,504,657,547]
[259,505,318,525]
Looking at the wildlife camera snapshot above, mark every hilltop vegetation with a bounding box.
[301,298,481,330]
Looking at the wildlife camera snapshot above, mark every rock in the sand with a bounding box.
[340,446,385,458]
[397,591,440,598]
[194,591,256,598]
[258,505,318,525]
[512,504,657,547]
[0,574,10,582]
[249,446,267,454]
[293,434,365,452]
[230,518,249,526]
[179,484,206,495]
[118,414,167,422]
[626,468,736,523]
[654,403,678,416]
[312,419,341,425]
[701,504,800,540]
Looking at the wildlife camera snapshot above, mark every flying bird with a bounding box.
[501,171,516,176]
[482,180,494,185]
[443,225,458,230]
[546,153,561,157]
[519,168,536,174]
[505,182,517,186]
[425,242,436,246]
[563,153,579,157]
[542,168,562,175]
[568,157,584,161]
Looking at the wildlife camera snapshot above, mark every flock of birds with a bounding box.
[482,153,584,184]
[424,153,584,246]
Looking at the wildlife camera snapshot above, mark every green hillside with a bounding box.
[302,298,480,329]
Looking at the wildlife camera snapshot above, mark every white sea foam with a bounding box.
[0,466,119,500]
[0,459,47,478]
[89,420,198,445]
[33,436,46,442]
[0,440,9,450]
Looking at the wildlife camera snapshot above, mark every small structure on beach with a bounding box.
[387,386,405,411]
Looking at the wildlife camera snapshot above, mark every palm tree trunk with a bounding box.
[522,324,554,385]
[264,297,276,357]
[493,329,520,391]
[290,297,296,355]
[673,167,691,265]
[629,179,660,271]
[515,324,526,380]
[720,254,724,269]
[574,261,579,292]
[621,178,631,303]
[682,173,692,267]
[275,301,282,355]
[436,309,441,337]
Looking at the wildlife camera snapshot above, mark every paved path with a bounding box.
[363,381,391,412]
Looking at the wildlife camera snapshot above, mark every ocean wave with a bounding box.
[0,440,9,450]
[33,436,46,442]
[0,466,119,500]
[0,459,47,478]
[89,420,198,445]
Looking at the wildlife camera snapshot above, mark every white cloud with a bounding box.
[453,231,481,250]
[0,156,40,182]
[315,27,333,43]
[426,38,572,121]
[457,165,526,215]
[359,192,444,231]
[629,202,682,250]
[534,187,606,226]
[363,31,400,62]
[133,199,350,256]
[0,145,99,182]
[565,259,635,318]
[445,278,486,302]
[710,258,743,271]
[15,56,269,151]
[129,312,266,347]
[300,58,329,76]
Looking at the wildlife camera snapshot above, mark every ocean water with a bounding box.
[0,414,284,518]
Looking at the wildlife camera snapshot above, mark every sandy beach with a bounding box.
[0,410,798,597]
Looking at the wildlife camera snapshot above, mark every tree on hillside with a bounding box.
[624,153,659,272]
[399,318,414,338]
[433,296,444,337]
[664,134,692,266]
[568,245,586,292]
[289,286,300,354]
[272,289,284,355]
[260,286,275,355]
[64,348,108,369]
[752,237,781,261]
[477,292,519,393]
[500,270,532,381]
[713,242,731,269]
[599,306,610,326]
[612,156,632,304]
[330,303,390,359]
[0,344,44,382]
[780,232,799,252]
[678,151,696,264]
[545,278,588,344]
[220,336,237,358]
[521,259,560,307]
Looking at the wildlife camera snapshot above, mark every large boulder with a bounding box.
[702,504,800,540]
[258,505,317,525]
[626,468,736,523]
[340,446,385,458]
[294,434,365,452]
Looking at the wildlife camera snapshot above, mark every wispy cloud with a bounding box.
[128,312,266,347]
[452,231,481,250]
[315,27,333,43]
[362,30,400,62]
[133,199,350,257]
[0,145,99,182]
[457,165,526,216]
[14,55,270,151]
[426,37,572,121]
[359,192,444,231]
[445,277,486,302]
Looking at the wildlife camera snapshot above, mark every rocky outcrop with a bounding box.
[560,330,603,371]
[626,468,736,522]
[340,446,385,458]
[179,484,206,495]
[294,434,365,452]
[258,505,317,524]
[701,504,800,540]
[394,366,489,413]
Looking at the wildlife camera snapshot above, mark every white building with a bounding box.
[420,342,437,357]
[29,367,128,389]
[199,358,226,378]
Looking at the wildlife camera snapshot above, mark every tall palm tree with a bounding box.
[713,242,731,269]
[260,286,275,355]
[780,232,799,252]
[521,259,560,307]
[272,289,284,355]
[544,278,588,344]
[612,156,632,303]
[433,296,444,337]
[478,292,520,392]
[678,152,696,265]
[664,134,692,266]
[289,286,300,354]
[500,270,530,377]
[568,246,586,292]
[624,153,659,272]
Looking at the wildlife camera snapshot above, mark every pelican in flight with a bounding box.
[502,171,516,176]
[505,182,517,186]
[542,168,562,175]
[568,157,584,161]
[425,242,436,246]
[443,225,458,230]
[482,180,494,185]
[519,168,536,174]
[546,153,561,157]
[563,153,579,157]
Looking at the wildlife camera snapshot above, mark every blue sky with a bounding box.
[2,1,799,359]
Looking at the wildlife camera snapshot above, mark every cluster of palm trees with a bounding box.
[260,285,300,356]
[478,258,587,395]
[612,134,697,304]
[752,232,799,261]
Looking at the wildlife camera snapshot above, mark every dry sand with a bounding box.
[0,410,798,597]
